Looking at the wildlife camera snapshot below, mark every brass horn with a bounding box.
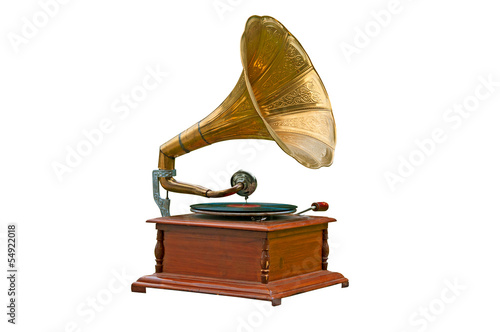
[158,15,336,198]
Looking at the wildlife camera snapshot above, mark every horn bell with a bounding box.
[241,15,336,169]
[158,15,336,196]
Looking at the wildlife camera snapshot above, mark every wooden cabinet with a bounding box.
[132,214,348,306]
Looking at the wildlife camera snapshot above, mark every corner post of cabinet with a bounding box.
[322,228,329,270]
[154,226,165,273]
[260,234,270,284]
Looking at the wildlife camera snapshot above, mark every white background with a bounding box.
[1,0,500,331]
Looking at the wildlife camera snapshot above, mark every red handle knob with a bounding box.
[312,202,329,212]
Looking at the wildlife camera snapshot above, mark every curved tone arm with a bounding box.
[158,150,243,198]
[159,176,243,198]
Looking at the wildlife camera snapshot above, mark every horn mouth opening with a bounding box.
[240,15,336,169]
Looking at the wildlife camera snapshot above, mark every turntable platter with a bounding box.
[190,202,297,216]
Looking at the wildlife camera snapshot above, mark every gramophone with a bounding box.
[131,15,348,306]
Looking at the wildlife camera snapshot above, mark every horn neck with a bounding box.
[159,73,271,160]
[158,73,271,197]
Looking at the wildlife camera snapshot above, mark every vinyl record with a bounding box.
[190,202,297,216]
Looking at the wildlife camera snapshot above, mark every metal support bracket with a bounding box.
[153,169,176,217]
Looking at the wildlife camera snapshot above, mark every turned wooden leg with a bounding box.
[155,229,164,273]
[322,229,330,270]
[260,237,270,284]
[271,298,281,306]
[131,284,146,293]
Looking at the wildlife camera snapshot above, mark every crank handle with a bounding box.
[297,202,329,215]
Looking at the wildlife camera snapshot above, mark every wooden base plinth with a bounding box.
[132,214,348,305]
[132,270,348,305]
